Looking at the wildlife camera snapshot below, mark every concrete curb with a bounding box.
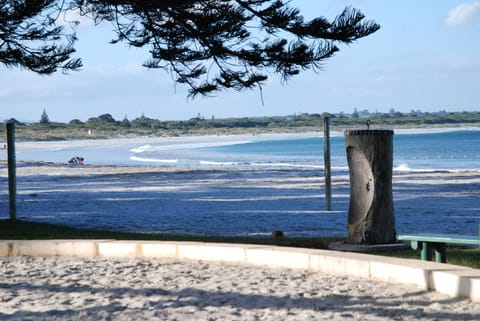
[1,239,479,302]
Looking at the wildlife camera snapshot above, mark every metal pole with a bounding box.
[6,121,16,221]
[323,114,332,211]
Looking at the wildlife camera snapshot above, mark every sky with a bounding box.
[1,0,480,123]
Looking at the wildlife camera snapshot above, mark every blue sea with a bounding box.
[8,129,480,237]
[17,129,480,171]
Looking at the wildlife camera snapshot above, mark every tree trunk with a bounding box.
[345,130,395,244]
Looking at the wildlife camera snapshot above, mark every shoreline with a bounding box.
[2,159,480,179]
[13,125,480,152]
[10,126,480,171]
[14,130,329,150]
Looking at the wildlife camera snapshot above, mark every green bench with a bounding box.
[397,233,480,263]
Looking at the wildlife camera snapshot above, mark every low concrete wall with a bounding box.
[1,239,479,302]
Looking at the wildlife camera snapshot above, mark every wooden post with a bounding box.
[345,129,395,244]
[323,114,332,211]
[6,121,16,221]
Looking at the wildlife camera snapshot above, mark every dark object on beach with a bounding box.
[68,156,84,165]
[344,130,396,245]
[272,230,284,238]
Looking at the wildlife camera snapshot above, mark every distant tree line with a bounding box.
[3,110,480,141]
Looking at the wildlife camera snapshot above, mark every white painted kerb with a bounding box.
[1,240,479,302]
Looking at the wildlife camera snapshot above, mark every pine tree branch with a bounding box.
[2,0,380,97]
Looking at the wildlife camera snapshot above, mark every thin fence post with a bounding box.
[323,114,332,211]
[6,121,16,221]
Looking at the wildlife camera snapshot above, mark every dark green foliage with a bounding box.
[0,0,81,74]
[69,118,84,125]
[72,1,379,96]
[2,1,379,97]
[120,115,131,128]
[352,108,359,118]
[0,219,337,249]
[11,110,480,140]
[86,113,118,126]
[96,113,117,124]
[131,114,161,129]
[40,109,50,124]
[383,246,480,269]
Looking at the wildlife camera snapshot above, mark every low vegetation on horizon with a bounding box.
[3,110,480,141]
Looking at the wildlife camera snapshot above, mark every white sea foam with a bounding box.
[130,140,253,154]
[332,165,350,171]
[392,164,448,173]
[392,164,480,174]
[129,144,154,153]
[252,162,325,169]
[394,163,412,172]
[130,156,178,163]
[199,160,240,166]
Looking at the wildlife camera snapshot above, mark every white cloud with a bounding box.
[444,1,480,27]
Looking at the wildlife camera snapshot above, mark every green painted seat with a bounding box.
[397,233,480,263]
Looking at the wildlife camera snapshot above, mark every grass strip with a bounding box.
[0,219,339,249]
[1,219,479,269]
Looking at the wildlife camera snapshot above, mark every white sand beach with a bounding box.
[1,256,480,321]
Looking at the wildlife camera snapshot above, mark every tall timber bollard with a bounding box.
[344,129,395,244]
[6,120,16,221]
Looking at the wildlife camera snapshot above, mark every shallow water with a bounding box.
[2,165,479,237]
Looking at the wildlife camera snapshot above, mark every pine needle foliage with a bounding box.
[2,1,379,96]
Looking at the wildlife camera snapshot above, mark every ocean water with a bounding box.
[200,130,480,171]
[17,129,480,171]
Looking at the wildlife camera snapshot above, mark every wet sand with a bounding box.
[1,161,479,236]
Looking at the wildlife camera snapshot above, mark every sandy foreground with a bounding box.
[0,256,479,321]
